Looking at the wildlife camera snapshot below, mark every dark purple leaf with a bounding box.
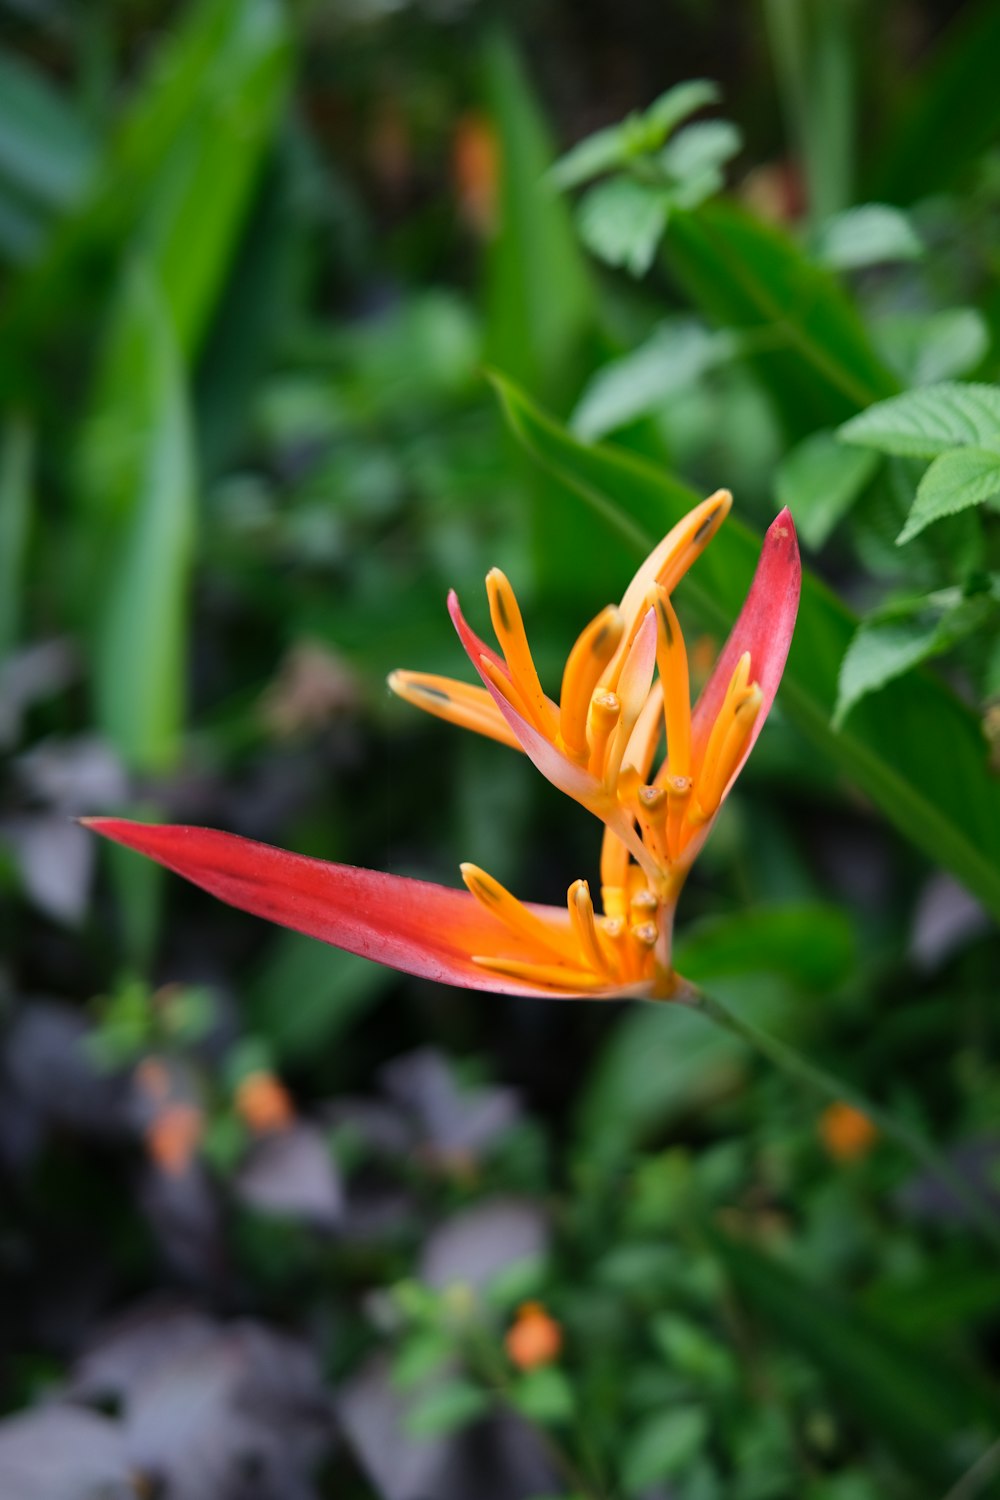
[380,1049,519,1162]
[234,1123,342,1230]
[0,1405,131,1500]
[419,1198,549,1292]
[4,1001,131,1137]
[73,1303,334,1500]
[1,817,95,924]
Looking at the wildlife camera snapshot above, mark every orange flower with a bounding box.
[84,499,799,1003]
[453,111,498,235]
[145,1102,203,1176]
[235,1070,294,1134]
[819,1101,878,1162]
[504,1302,563,1370]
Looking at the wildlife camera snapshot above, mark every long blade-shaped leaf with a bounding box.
[94,263,195,774]
[492,374,1000,920]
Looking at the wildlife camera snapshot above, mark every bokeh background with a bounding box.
[3,1,1000,1496]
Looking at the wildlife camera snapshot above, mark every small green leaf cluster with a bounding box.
[550,81,741,275]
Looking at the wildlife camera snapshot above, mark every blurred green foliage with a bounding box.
[2,1,1000,1497]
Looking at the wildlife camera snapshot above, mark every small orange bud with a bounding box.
[453,112,498,236]
[235,1070,294,1134]
[145,1102,203,1176]
[504,1301,562,1370]
[819,1101,878,1162]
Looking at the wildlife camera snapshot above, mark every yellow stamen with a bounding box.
[559,605,624,763]
[486,569,557,736]
[472,956,612,992]
[695,686,762,820]
[664,774,692,859]
[653,589,691,780]
[603,608,657,788]
[616,490,732,641]
[568,879,615,977]
[636,784,669,866]
[623,679,664,782]
[587,691,621,776]
[461,864,578,963]
[388,671,522,749]
[694,652,753,807]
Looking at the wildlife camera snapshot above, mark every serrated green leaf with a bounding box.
[492,374,1000,920]
[777,429,878,549]
[404,1378,491,1439]
[576,177,670,276]
[839,382,1000,459]
[814,203,923,270]
[897,446,1000,543]
[835,594,994,726]
[570,321,733,442]
[623,1406,708,1494]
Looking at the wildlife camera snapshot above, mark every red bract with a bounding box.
[86,503,800,1000]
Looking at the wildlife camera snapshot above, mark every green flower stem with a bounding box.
[684,984,1000,1254]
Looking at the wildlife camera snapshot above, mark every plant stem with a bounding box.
[683,983,1000,1254]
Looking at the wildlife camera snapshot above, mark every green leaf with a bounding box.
[482,31,593,400]
[137,0,293,360]
[0,50,98,213]
[897,446,1000,544]
[813,203,923,270]
[839,382,1000,459]
[0,414,33,656]
[776,429,878,549]
[247,930,393,1063]
[578,988,796,1156]
[643,79,721,143]
[510,1367,575,1425]
[660,120,742,182]
[549,79,719,191]
[404,1378,492,1439]
[678,904,856,991]
[622,1406,708,1494]
[664,199,898,438]
[390,1330,455,1391]
[93,262,195,773]
[0,0,291,395]
[875,307,990,387]
[492,375,1000,921]
[713,1235,1000,1486]
[570,321,734,442]
[835,595,995,726]
[576,177,670,276]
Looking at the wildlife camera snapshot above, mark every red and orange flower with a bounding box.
[85,496,799,1002]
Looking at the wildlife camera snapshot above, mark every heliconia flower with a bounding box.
[84,501,800,1001]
